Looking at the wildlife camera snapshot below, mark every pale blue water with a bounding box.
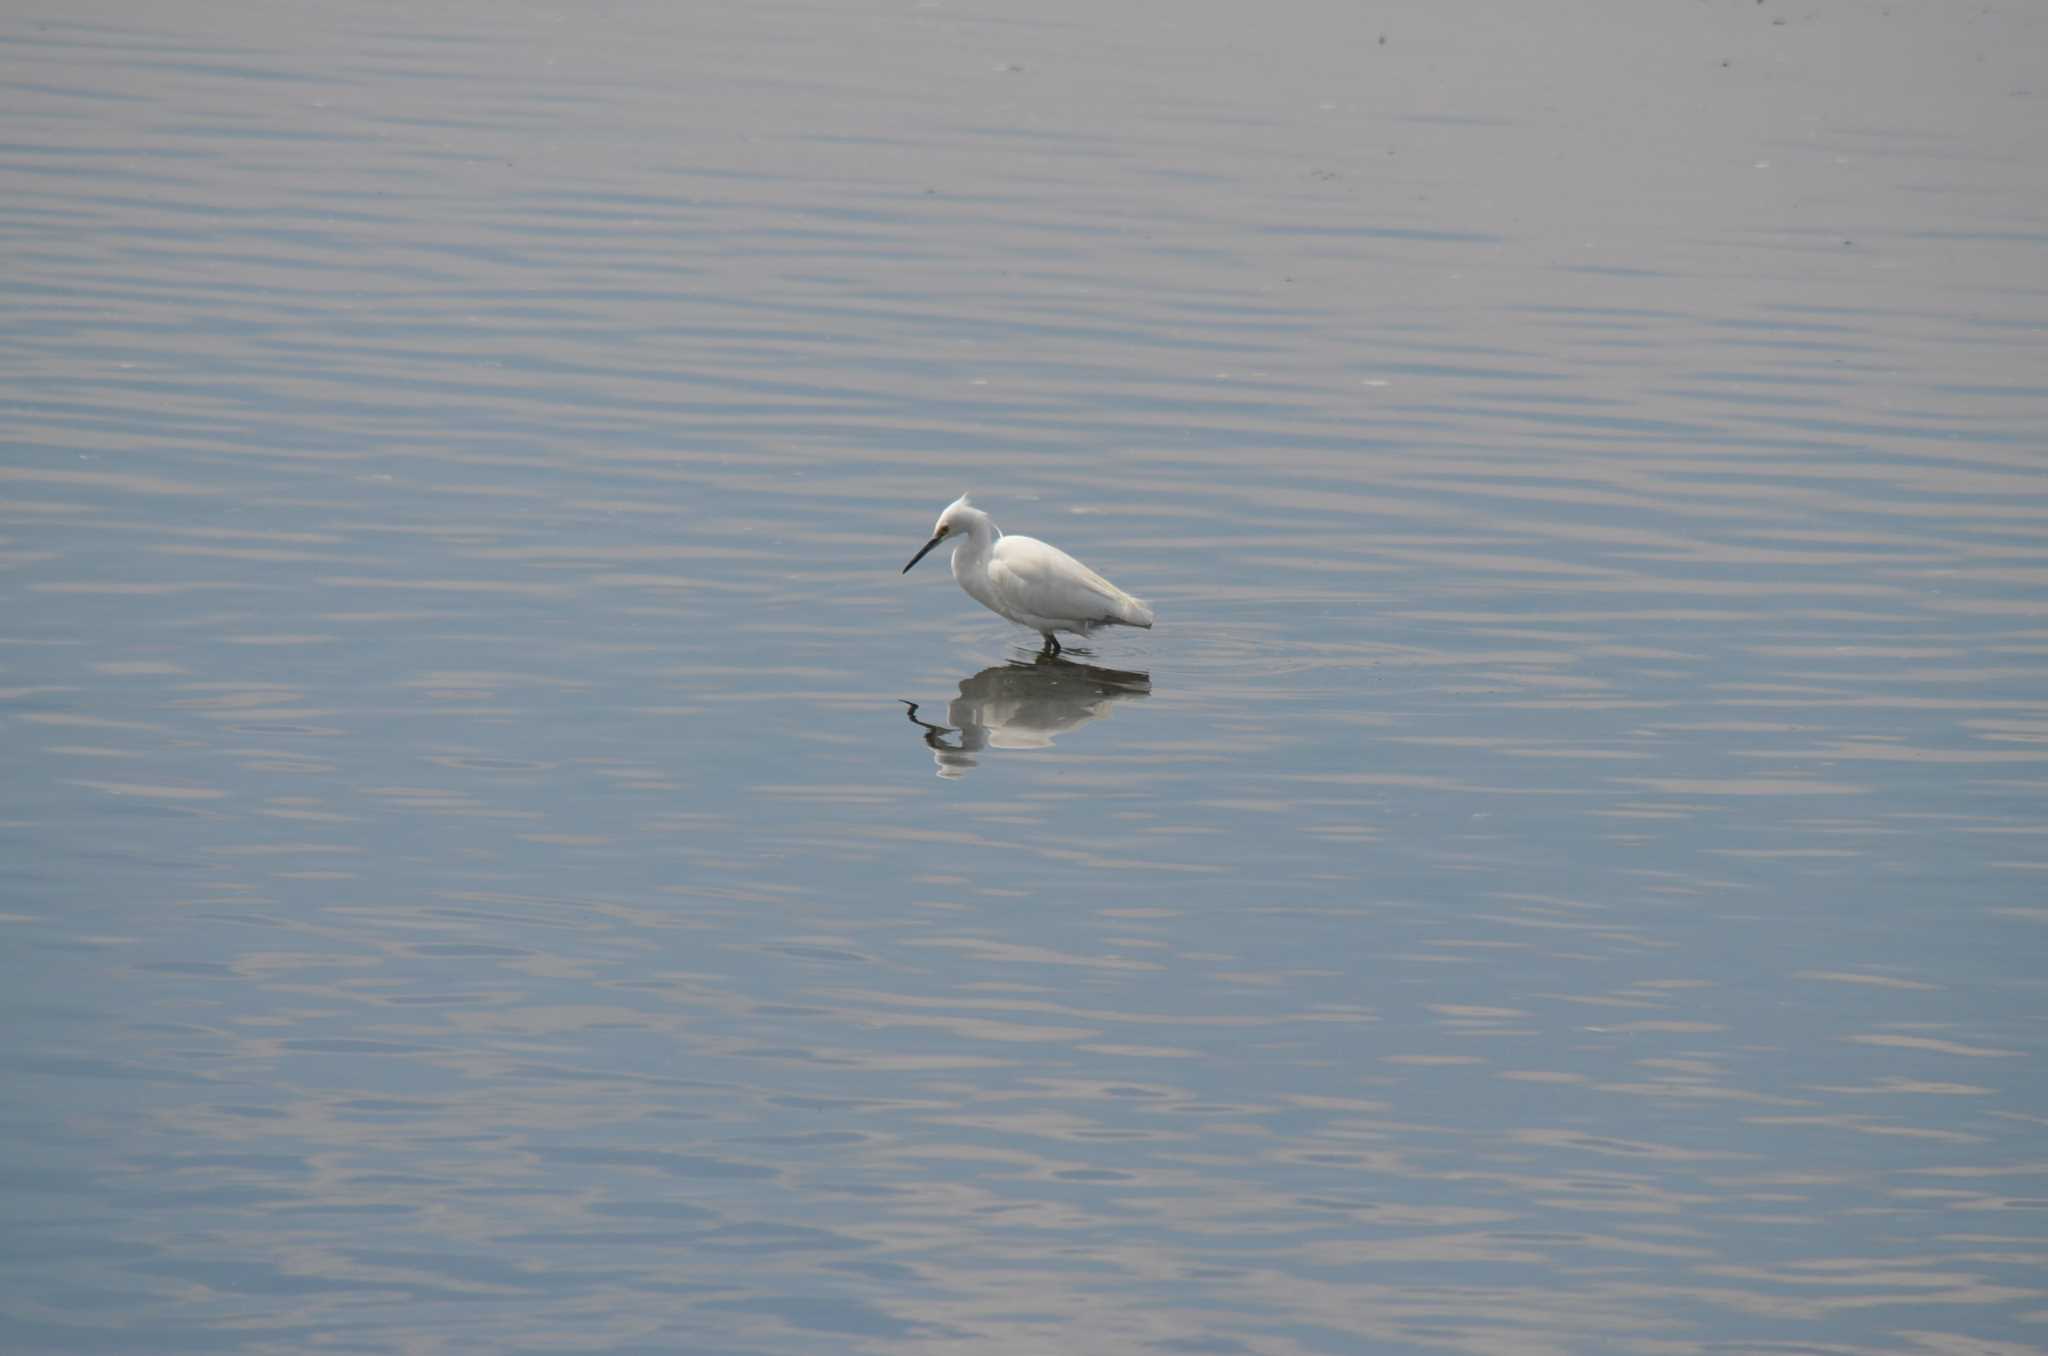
[5,2,2047,1353]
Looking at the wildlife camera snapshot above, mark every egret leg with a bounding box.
[1040,633,1061,656]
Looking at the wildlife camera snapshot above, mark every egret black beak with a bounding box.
[902,534,944,574]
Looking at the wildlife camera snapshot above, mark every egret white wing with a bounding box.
[988,535,1153,629]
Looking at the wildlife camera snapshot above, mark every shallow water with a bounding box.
[5,1,2047,1353]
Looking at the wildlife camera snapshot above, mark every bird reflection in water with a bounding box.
[901,653,1151,778]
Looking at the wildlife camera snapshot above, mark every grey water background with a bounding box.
[5,1,2046,1352]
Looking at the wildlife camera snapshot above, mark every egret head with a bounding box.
[903,494,977,574]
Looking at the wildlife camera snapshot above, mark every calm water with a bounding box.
[5,2,2046,1353]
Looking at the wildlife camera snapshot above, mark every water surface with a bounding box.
[4,2,2046,1353]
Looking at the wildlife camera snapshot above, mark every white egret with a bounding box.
[901,494,1154,654]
